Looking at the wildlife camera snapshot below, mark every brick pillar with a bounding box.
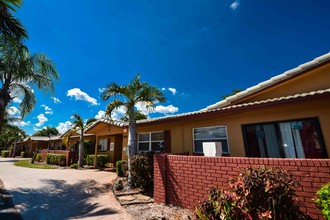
[154,154,167,204]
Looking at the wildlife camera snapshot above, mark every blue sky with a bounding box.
[8,0,330,135]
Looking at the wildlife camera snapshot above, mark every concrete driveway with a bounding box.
[0,158,132,220]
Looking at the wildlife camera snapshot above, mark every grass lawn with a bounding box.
[14,160,57,169]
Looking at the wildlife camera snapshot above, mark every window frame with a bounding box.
[98,137,108,151]
[242,117,328,159]
[138,131,164,152]
[192,125,230,154]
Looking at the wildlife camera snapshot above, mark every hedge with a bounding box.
[20,151,28,158]
[85,154,108,167]
[46,154,66,166]
[1,150,9,157]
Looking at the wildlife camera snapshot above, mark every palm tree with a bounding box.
[0,0,28,40]
[120,110,147,122]
[70,114,96,167]
[100,74,166,185]
[0,35,59,132]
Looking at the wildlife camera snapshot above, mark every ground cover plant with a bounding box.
[195,166,312,220]
[14,160,56,169]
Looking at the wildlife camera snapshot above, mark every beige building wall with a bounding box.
[136,97,329,157]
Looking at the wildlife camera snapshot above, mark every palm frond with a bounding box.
[105,99,125,118]
[62,129,75,149]
[10,83,36,118]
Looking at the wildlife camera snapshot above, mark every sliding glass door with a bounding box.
[243,118,327,158]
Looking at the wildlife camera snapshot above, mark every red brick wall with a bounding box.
[154,154,330,220]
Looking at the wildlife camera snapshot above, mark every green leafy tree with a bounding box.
[0,36,59,132]
[120,110,147,122]
[0,0,28,40]
[33,126,59,137]
[70,114,96,167]
[100,74,165,186]
[0,123,25,156]
[222,89,242,100]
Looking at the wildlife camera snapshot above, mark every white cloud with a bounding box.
[8,106,21,116]
[51,97,61,104]
[13,97,22,103]
[35,114,48,127]
[230,1,240,10]
[111,106,127,120]
[67,88,99,106]
[98,88,106,93]
[168,87,177,95]
[135,102,179,115]
[153,105,179,114]
[95,110,106,119]
[41,104,53,115]
[161,87,166,91]
[11,120,30,127]
[56,121,72,134]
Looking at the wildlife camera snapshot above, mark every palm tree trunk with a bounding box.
[127,109,137,187]
[78,130,84,167]
[12,139,18,157]
[0,87,11,133]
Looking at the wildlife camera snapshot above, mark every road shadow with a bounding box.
[0,180,23,220]
[6,179,117,219]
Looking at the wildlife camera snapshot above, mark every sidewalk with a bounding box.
[0,158,133,220]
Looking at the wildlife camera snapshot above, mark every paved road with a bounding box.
[0,158,132,220]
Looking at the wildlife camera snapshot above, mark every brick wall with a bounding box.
[154,154,330,220]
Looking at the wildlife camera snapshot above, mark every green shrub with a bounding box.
[70,163,79,169]
[130,152,154,190]
[1,150,9,157]
[195,166,312,220]
[85,154,109,167]
[36,153,42,162]
[116,160,127,177]
[20,151,28,158]
[46,154,66,166]
[315,182,330,219]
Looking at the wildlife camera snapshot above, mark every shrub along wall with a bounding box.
[40,150,78,166]
[154,154,330,220]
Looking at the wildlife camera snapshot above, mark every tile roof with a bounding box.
[201,52,330,111]
[85,118,126,132]
[136,88,330,125]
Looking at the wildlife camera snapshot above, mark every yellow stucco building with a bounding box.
[85,52,330,163]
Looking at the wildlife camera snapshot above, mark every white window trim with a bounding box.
[192,125,230,154]
[138,131,164,152]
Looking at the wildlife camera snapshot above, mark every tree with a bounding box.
[120,110,147,122]
[0,35,59,132]
[222,89,242,100]
[100,74,165,186]
[0,123,25,156]
[0,0,28,40]
[33,126,59,137]
[70,114,96,167]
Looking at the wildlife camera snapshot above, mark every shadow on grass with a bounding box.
[6,179,117,219]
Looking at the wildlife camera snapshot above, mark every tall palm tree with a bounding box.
[0,0,28,40]
[0,35,59,132]
[70,114,96,167]
[100,74,166,185]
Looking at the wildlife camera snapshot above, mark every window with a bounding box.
[138,132,164,152]
[98,138,107,151]
[193,126,229,153]
[242,118,327,158]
